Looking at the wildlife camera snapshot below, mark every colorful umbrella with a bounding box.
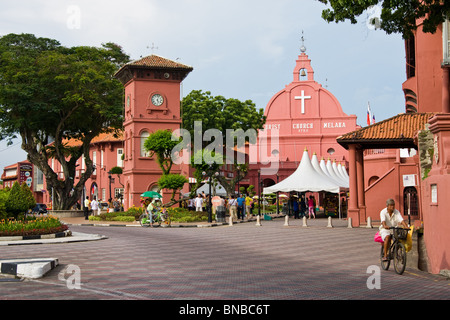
[140,191,162,198]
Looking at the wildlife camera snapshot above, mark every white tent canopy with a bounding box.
[311,154,344,188]
[263,149,341,194]
[195,182,227,196]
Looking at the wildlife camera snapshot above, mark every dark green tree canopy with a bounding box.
[182,90,266,145]
[0,33,130,209]
[181,90,265,195]
[144,129,179,175]
[319,0,450,38]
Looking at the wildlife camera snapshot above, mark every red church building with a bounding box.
[247,44,357,195]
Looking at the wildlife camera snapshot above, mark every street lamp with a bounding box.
[276,174,279,214]
[258,170,261,216]
[236,165,241,196]
[202,168,219,223]
[107,170,115,202]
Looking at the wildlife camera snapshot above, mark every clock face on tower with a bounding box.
[151,94,164,106]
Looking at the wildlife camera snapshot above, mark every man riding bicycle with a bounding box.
[146,198,162,226]
[380,198,409,261]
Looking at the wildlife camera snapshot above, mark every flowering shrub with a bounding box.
[0,215,68,237]
[166,207,210,222]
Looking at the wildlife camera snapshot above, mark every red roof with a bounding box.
[337,112,435,149]
[63,131,123,147]
[127,55,193,70]
[114,54,193,85]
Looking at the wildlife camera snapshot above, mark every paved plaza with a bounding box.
[0,217,449,303]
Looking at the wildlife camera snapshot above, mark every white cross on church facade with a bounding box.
[295,90,311,114]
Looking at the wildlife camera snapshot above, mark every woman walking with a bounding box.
[308,195,315,219]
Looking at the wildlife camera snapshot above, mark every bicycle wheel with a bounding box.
[380,245,390,270]
[162,211,171,226]
[152,213,161,227]
[139,213,151,227]
[393,242,407,275]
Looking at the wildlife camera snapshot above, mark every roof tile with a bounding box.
[337,112,435,147]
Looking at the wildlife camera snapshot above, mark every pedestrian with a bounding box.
[90,196,99,216]
[188,197,195,211]
[236,194,245,220]
[203,194,209,212]
[308,195,315,219]
[194,194,203,212]
[83,196,90,220]
[300,195,307,218]
[212,195,221,216]
[245,194,253,219]
[293,196,299,219]
[227,195,237,222]
[113,198,120,212]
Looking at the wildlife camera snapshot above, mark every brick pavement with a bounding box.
[0,217,449,301]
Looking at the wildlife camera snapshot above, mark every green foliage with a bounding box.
[319,0,450,39]
[109,166,123,175]
[89,214,135,222]
[182,90,262,196]
[0,215,68,236]
[158,174,189,201]
[125,205,145,219]
[144,129,179,175]
[0,188,10,220]
[182,90,266,145]
[5,182,24,218]
[0,33,130,210]
[247,185,255,196]
[21,182,36,212]
[166,207,210,222]
[2,182,36,219]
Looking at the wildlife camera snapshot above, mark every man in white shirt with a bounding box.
[227,195,237,222]
[380,198,409,261]
[194,194,203,212]
[90,196,99,216]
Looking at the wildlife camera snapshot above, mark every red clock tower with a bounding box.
[115,55,193,209]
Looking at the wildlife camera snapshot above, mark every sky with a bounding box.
[0,0,406,176]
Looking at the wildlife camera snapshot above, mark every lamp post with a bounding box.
[236,165,241,196]
[276,174,279,214]
[202,168,219,223]
[107,170,113,202]
[258,170,261,216]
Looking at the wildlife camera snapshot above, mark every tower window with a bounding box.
[140,131,150,157]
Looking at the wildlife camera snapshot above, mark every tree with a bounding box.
[5,181,34,219]
[319,0,450,38]
[158,174,189,201]
[0,188,10,220]
[144,129,189,204]
[182,90,266,145]
[181,90,265,194]
[0,33,130,210]
[143,129,179,175]
[21,182,36,213]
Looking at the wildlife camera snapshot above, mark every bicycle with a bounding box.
[380,227,409,275]
[139,208,171,227]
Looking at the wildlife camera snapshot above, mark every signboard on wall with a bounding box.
[402,174,416,187]
[19,164,33,188]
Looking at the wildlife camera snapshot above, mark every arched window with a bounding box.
[140,131,150,157]
[404,187,419,216]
